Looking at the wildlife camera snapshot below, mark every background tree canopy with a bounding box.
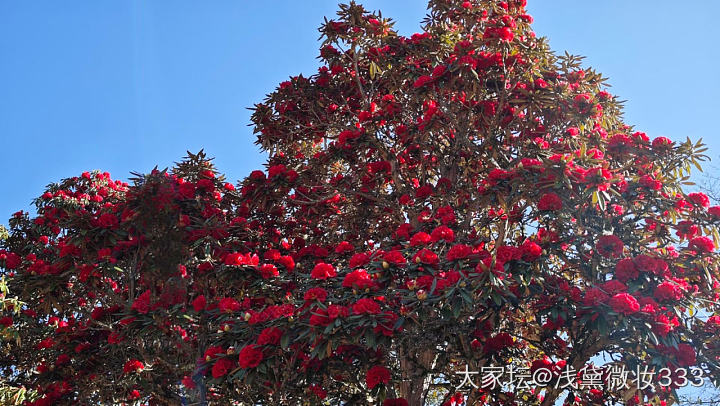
[1,1,720,405]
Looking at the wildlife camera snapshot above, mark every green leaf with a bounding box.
[452,300,461,318]
[430,277,438,295]
[281,333,290,350]
[491,293,502,307]
[365,329,376,349]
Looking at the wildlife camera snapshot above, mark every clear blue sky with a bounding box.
[1,1,719,223]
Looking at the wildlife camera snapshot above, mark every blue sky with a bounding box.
[1,1,719,222]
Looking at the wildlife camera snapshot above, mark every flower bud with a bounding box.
[416,290,427,300]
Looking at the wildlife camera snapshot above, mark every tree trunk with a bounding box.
[397,348,435,406]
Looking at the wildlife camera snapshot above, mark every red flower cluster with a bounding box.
[123,359,144,374]
[609,293,639,315]
[2,1,719,404]
[537,192,563,211]
[238,344,264,369]
[366,365,391,389]
[311,262,337,279]
[595,235,624,258]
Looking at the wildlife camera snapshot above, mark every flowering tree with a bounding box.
[2,0,720,405]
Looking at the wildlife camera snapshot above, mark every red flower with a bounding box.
[258,263,279,279]
[178,182,196,198]
[639,297,659,314]
[654,281,684,302]
[310,262,337,279]
[224,252,259,266]
[350,252,371,267]
[633,254,663,275]
[257,327,283,346]
[413,75,433,88]
[97,213,119,228]
[675,220,699,239]
[688,192,710,208]
[415,184,433,199]
[484,26,514,42]
[601,280,627,296]
[431,65,447,78]
[309,307,330,326]
[653,314,679,337]
[238,345,264,369]
[483,332,515,354]
[192,295,207,312]
[409,232,432,246]
[709,206,720,218]
[430,226,455,243]
[182,375,196,389]
[277,255,295,271]
[394,223,414,240]
[309,383,328,399]
[521,240,542,262]
[203,346,225,362]
[537,193,562,211]
[352,298,381,315]
[327,304,349,320]
[123,359,144,374]
[413,249,439,265]
[651,136,673,150]
[55,354,70,367]
[690,236,715,253]
[2,252,21,269]
[218,297,241,313]
[342,269,375,290]
[705,315,720,332]
[108,332,124,344]
[446,244,472,261]
[197,262,214,272]
[249,170,266,181]
[196,178,214,191]
[496,245,519,264]
[639,174,663,190]
[264,249,281,261]
[131,290,152,314]
[303,287,328,303]
[383,250,406,265]
[614,258,638,282]
[268,164,287,178]
[335,241,354,254]
[596,235,624,258]
[530,356,554,374]
[609,293,639,315]
[211,357,234,378]
[671,343,697,367]
[0,316,12,328]
[366,365,391,389]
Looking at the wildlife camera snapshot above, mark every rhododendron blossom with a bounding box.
[366,365,391,389]
[237,344,264,369]
[123,359,144,374]
[609,293,640,315]
[1,1,719,405]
